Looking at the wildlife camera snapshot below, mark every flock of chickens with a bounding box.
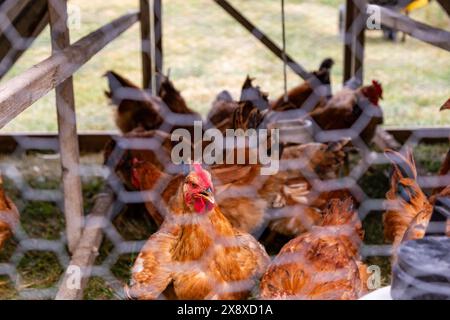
[0,58,449,300]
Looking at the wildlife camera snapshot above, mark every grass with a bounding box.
[0,142,448,299]
[0,0,448,133]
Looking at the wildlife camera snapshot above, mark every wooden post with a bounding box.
[437,0,450,16]
[140,0,163,95]
[140,0,152,91]
[48,0,84,253]
[343,0,357,83]
[55,189,114,300]
[153,0,163,93]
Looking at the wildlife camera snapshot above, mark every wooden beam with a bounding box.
[372,4,450,51]
[213,0,309,80]
[48,0,84,254]
[140,0,151,91]
[55,188,114,300]
[0,11,139,129]
[0,0,49,80]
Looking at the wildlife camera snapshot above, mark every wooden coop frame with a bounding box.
[0,0,448,299]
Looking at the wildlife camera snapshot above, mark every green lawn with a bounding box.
[1,0,449,132]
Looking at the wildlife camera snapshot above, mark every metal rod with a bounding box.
[281,0,288,102]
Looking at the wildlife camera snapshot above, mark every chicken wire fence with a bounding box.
[0,0,449,300]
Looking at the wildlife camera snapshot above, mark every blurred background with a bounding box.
[1,0,449,131]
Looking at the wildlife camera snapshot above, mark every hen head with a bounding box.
[361,80,383,106]
[183,164,215,214]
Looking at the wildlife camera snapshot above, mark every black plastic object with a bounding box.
[391,237,450,300]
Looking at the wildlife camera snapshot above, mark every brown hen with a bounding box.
[130,156,267,233]
[207,76,266,133]
[384,148,450,250]
[308,80,384,145]
[260,198,368,300]
[126,164,269,300]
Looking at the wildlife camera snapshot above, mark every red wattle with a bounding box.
[194,198,206,213]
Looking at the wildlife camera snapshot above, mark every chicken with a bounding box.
[260,198,368,300]
[158,74,198,114]
[271,58,334,112]
[401,186,450,243]
[260,139,353,236]
[308,80,384,145]
[105,71,201,134]
[383,145,450,259]
[126,164,269,300]
[239,76,269,111]
[103,128,173,191]
[0,176,19,251]
[207,91,239,133]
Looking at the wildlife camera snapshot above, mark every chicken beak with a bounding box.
[199,188,215,205]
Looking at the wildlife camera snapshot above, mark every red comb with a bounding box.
[371,80,382,91]
[193,163,212,188]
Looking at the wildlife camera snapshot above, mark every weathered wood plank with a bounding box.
[49,0,84,253]
[153,0,163,93]
[213,0,309,80]
[343,0,357,83]
[371,4,450,51]
[55,188,114,300]
[0,11,139,129]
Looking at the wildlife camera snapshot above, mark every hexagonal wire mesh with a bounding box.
[0,0,449,300]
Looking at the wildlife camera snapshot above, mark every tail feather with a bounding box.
[104,71,141,105]
[318,58,334,71]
